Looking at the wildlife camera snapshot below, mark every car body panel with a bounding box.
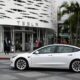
[10,44,80,70]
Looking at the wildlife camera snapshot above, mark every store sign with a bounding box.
[17,21,38,27]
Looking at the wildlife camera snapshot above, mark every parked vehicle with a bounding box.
[10,44,80,72]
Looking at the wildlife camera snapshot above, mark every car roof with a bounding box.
[44,44,80,49]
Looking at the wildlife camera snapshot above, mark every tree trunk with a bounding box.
[69,17,73,45]
[75,12,79,46]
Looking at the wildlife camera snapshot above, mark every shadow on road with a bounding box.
[10,67,75,73]
[29,68,72,72]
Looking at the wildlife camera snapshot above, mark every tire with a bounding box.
[70,60,80,72]
[15,58,28,70]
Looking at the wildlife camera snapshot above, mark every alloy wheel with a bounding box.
[71,60,80,72]
[16,58,27,70]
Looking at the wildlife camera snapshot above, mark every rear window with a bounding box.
[73,48,80,52]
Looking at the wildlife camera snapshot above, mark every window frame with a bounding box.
[56,45,80,53]
[37,45,57,54]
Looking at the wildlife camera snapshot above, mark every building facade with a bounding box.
[0,0,57,52]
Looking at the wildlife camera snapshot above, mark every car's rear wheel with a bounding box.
[70,60,80,72]
[15,58,28,70]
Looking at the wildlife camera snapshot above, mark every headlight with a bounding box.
[11,55,17,59]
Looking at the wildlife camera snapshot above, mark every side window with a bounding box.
[73,48,80,52]
[38,46,56,54]
[56,46,63,53]
[56,46,73,53]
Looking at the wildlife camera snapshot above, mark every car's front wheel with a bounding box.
[15,58,28,70]
[70,60,80,72]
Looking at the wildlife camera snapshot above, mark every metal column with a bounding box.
[30,33,33,51]
[22,27,25,51]
[37,28,40,40]
[11,27,15,52]
[0,26,4,52]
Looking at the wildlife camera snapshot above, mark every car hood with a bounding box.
[11,52,32,58]
[16,52,32,57]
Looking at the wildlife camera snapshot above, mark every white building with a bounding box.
[0,0,57,52]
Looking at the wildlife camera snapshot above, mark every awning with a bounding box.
[59,33,70,38]
[14,30,35,33]
[4,30,35,34]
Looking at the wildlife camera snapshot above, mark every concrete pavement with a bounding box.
[0,60,79,80]
[0,52,30,60]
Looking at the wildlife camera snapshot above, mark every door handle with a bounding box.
[68,54,73,56]
[48,55,52,56]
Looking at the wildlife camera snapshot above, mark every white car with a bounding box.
[10,44,80,72]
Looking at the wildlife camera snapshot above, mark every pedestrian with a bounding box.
[35,39,42,49]
[7,40,11,54]
[61,38,68,44]
[4,40,8,55]
[4,39,11,55]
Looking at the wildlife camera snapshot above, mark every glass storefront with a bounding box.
[15,32,22,51]
[0,26,4,52]
[3,26,55,53]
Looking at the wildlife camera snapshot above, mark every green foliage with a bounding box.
[59,1,80,45]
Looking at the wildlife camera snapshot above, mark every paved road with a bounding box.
[0,60,80,80]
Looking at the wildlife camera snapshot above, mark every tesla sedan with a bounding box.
[10,44,80,72]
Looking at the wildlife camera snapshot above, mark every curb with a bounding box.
[0,57,10,60]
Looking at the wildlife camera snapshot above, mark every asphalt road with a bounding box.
[0,60,80,80]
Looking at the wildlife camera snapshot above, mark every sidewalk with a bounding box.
[0,53,17,60]
[0,51,31,60]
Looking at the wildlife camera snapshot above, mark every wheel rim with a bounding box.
[72,60,80,72]
[16,59,27,70]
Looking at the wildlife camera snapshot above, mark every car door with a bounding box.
[30,45,56,68]
[51,45,75,68]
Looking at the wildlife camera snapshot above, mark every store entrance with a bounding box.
[15,32,22,52]
[25,33,31,51]
[14,31,32,52]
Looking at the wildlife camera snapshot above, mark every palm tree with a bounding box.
[73,2,80,46]
[60,1,75,44]
[60,1,80,46]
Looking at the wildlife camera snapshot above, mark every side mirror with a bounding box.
[34,50,39,54]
